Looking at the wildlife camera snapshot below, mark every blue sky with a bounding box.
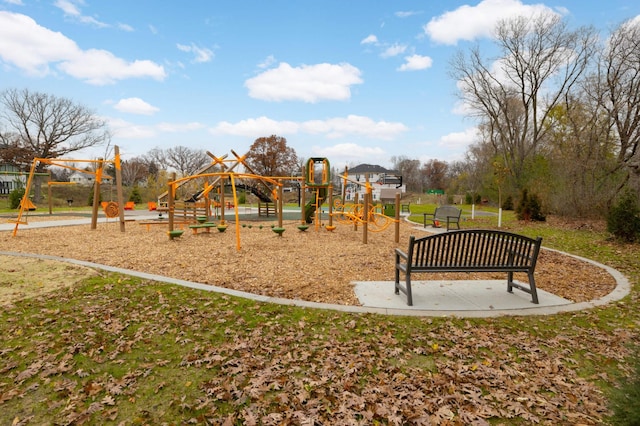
[1,0,639,171]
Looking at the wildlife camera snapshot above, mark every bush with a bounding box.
[502,195,514,211]
[128,186,143,204]
[606,189,640,243]
[609,346,640,425]
[515,188,546,221]
[9,188,25,209]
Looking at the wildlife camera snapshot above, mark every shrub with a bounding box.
[128,186,143,203]
[502,195,514,211]
[9,187,25,209]
[609,345,640,425]
[515,188,546,221]
[606,189,640,243]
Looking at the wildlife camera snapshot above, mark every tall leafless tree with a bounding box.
[449,13,597,190]
[597,19,640,188]
[0,88,109,164]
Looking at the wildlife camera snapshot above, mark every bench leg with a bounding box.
[405,276,413,306]
[507,271,540,304]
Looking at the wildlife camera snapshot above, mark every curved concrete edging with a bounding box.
[0,247,631,318]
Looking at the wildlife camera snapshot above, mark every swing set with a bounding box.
[12,146,126,237]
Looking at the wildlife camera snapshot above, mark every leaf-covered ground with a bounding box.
[1,270,638,425]
[1,214,638,424]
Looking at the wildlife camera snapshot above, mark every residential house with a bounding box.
[0,164,27,195]
[339,163,406,203]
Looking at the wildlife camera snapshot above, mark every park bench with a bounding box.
[423,205,461,231]
[401,202,411,214]
[394,229,542,306]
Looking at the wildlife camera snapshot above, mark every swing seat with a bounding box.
[124,201,135,210]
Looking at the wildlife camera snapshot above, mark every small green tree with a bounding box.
[128,186,143,203]
[516,188,546,221]
[606,189,640,242]
[9,187,25,209]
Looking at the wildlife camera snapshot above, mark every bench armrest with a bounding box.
[395,247,408,261]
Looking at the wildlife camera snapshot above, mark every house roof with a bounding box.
[348,164,397,174]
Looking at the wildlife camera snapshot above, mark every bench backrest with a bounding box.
[407,230,542,271]
[434,206,461,220]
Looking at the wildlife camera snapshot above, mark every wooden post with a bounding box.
[114,146,126,232]
[90,158,103,230]
[328,184,333,227]
[353,192,359,232]
[363,190,369,245]
[219,176,226,225]
[277,185,283,228]
[300,168,306,224]
[395,193,401,243]
[48,171,52,215]
[168,173,176,232]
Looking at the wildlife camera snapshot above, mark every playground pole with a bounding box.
[277,185,283,228]
[90,158,103,230]
[395,193,400,243]
[48,172,53,215]
[328,185,333,227]
[114,145,126,232]
[300,167,306,225]
[363,175,369,245]
[168,173,176,232]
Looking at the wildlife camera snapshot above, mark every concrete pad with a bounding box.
[353,280,572,311]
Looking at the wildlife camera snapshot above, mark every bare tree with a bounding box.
[421,159,449,191]
[1,88,110,200]
[597,19,640,187]
[244,135,298,177]
[164,146,210,177]
[120,157,150,186]
[390,156,422,192]
[0,88,109,162]
[450,13,597,189]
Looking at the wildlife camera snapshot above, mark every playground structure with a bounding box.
[331,166,401,244]
[12,146,126,236]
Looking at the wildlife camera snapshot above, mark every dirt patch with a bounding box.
[1,218,618,306]
[0,256,98,306]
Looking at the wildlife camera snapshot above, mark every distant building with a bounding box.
[339,164,406,202]
[69,171,96,186]
[0,164,27,195]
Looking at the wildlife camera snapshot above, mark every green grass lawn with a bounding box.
[1,211,639,424]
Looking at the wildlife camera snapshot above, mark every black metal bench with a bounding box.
[423,205,461,231]
[394,229,542,306]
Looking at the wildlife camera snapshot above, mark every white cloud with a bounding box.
[113,97,159,115]
[106,117,156,139]
[0,12,166,84]
[176,43,214,63]
[54,0,108,28]
[380,43,407,58]
[245,62,363,103]
[360,34,378,44]
[258,55,276,69]
[424,0,557,45]
[117,23,134,32]
[438,127,480,151]
[3,0,24,5]
[156,122,205,132]
[312,143,386,161]
[211,115,407,141]
[397,54,433,71]
[212,117,300,137]
[395,11,421,18]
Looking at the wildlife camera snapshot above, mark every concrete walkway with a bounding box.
[1,211,631,318]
